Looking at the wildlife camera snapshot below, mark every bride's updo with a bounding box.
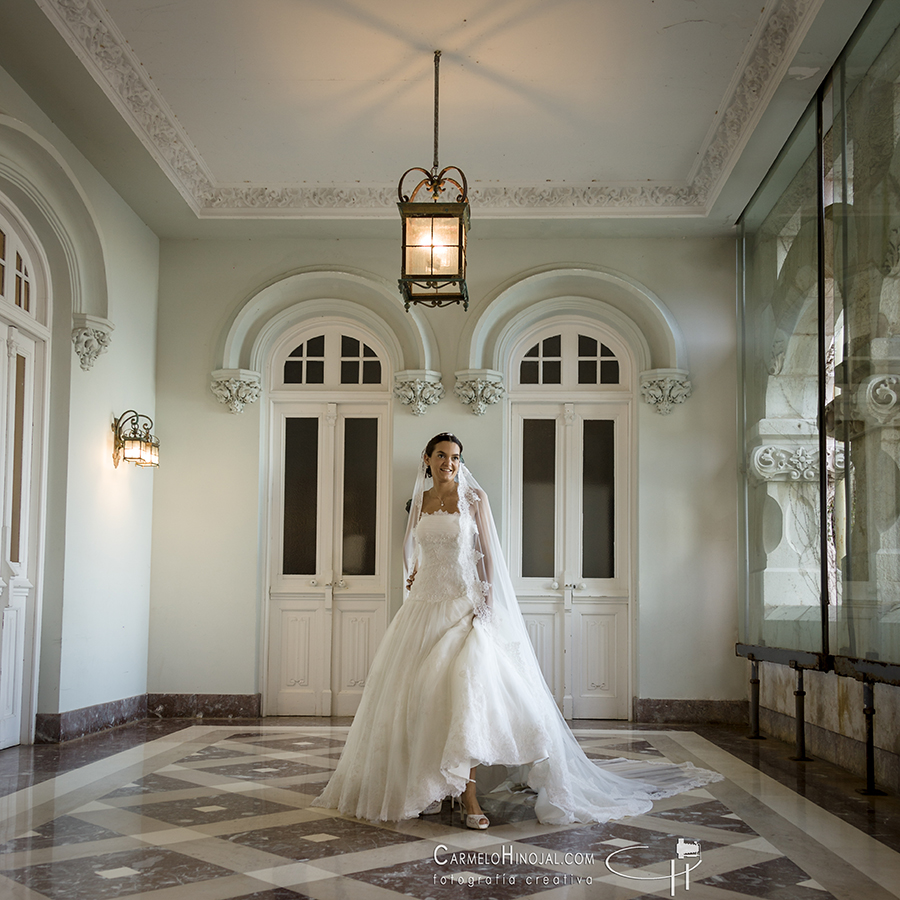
[424,432,463,479]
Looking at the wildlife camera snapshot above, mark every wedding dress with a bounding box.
[314,461,720,824]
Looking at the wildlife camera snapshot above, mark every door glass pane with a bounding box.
[522,418,555,577]
[10,354,26,563]
[582,419,614,578]
[342,418,378,575]
[283,417,318,574]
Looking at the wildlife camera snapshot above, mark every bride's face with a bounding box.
[426,441,461,484]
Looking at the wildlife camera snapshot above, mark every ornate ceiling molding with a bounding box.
[37,0,820,218]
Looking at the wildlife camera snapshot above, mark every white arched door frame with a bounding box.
[0,193,52,747]
[503,314,636,719]
[461,267,692,720]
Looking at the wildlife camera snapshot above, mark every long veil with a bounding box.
[404,458,721,825]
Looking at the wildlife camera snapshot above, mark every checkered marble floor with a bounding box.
[0,725,897,899]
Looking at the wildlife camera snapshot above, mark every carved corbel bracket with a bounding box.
[210,368,262,414]
[639,369,692,415]
[454,370,505,416]
[393,370,444,416]
[71,314,114,371]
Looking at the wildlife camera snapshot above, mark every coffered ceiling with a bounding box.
[0,0,873,237]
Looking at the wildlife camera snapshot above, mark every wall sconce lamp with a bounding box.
[398,50,470,311]
[112,411,159,468]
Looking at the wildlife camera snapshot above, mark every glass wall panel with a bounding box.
[739,105,823,653]
[830,3,900,663]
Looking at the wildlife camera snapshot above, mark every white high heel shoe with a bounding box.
[420,798,444,815]
[455,793,490,830]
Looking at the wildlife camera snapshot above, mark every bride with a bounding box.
[314,433,720,828]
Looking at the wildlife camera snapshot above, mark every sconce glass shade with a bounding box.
[398,167,469,310]
[113,410,159,469]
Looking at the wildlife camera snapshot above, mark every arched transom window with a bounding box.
[276,325,387,390]
[514,325,626,390]
[0,215,35,317]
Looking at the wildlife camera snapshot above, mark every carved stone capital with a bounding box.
[454,370,505,416]
[71,314,114,371]
[639,369,692,415]
[393,370,444,416]
[210,369,262,414]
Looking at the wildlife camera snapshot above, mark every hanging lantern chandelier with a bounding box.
[398,51,470,311]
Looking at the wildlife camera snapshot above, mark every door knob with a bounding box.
[551,581,559,590]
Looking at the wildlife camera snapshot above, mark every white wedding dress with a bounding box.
[314,480,721,824]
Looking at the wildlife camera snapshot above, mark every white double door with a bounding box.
[510,400,631,719]
[266,400,389,716]
[0,322,40,748]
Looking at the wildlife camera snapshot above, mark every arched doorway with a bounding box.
[264,319,393,716]
[505,317,634,718]
[0,199,50,748]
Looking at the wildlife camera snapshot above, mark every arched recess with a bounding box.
[211,268,443,413]
[0,118,113,369]
[455,267,692,417]
[0,116,114,745]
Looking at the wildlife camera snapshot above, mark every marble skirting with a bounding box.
[35,695,148,744]
[761,705,900,795]
[35,694,262,744]
[146,692,261,719]
[633,698,749,725]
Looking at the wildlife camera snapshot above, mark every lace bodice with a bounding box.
[408,512,472,603]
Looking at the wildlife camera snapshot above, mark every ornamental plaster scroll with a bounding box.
[37,0,819,216]
[71,313,114,371]
[749,443,846,482]
[454,370,505,416]
[864,375,900,425]
[393,370,444,416]
[639,369,692,415]
[210,368,262,414]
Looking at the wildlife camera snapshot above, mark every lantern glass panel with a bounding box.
[123,436,143,462]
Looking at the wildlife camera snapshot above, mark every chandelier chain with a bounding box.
[433,50,441,173]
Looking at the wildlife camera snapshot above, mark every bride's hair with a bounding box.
[424,432,463,479]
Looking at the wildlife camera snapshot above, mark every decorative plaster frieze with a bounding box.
[639,369,692,415]
[37,0,817,217]
[210,369,262,414]
[454,370,504,416]
[750,445,818,482]
[71,314,114,371]
[393,371,444,416]
[749,443,845,482]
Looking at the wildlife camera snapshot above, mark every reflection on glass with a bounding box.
[342,418,378,576]
[829,8,900,664]
[522,419,555,577]
[739,101,822,653]
[283,418,318,575]
[583,420,614,578]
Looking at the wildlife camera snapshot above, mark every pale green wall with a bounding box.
[150,234,742,703]
[0,62,159,716]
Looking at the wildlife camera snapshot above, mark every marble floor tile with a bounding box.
[0,722,897,900]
